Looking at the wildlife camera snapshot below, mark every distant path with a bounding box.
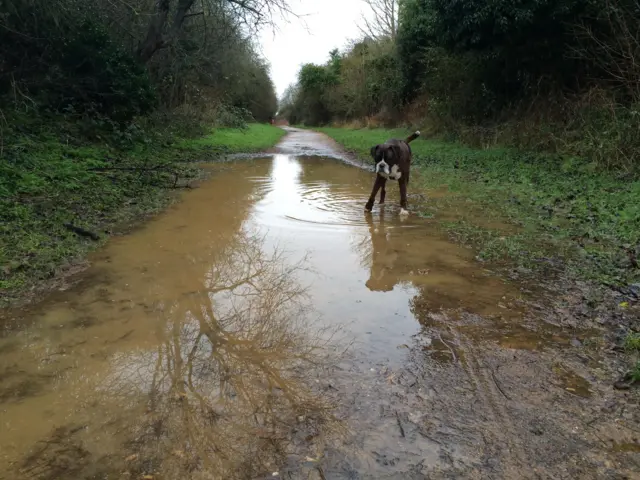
[274,126,369,170]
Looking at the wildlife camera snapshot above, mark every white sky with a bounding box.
[258,0,369,99]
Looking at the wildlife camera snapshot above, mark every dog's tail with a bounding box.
[405,130,420,143]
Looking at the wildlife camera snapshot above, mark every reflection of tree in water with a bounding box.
[117,228,344,477]
[21,228,344,480]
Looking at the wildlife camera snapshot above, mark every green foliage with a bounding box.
[396,0,435,100]
[429,0,594,51]
[59,21,157,121]
[213,105,254,129]
[398,0,600,102]
[294,63,338,125]
[624,333,640,352]
[0,0,278,127]
[139,3,278,123]
[631,361,640,383]
[330,39,402,120]
[278,84,301,123]
[221,56,279,123]
[281,38,403,125]
[0,2,155,122]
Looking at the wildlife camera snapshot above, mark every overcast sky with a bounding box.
[258,0,369,99]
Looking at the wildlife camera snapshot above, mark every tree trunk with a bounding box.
[137,0,196,63]
[137,0,171,63]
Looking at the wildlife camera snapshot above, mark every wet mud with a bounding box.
[0,128,638,479]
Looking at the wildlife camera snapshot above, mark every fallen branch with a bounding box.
[63,223,100,241]
[491,369,512,401]
[87,165,174,173]
[395,410,405,438]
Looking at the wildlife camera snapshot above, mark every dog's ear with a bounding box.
[370,145,379,160]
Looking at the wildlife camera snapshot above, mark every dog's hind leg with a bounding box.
[365,175,385,212]
[379,178,387,204]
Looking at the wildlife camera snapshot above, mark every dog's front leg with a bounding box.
[365,175,385,212]
[399,178,409,215]
[379,178,387,204]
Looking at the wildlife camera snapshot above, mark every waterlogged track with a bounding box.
[0,128,638,479]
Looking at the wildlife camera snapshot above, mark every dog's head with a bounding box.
[370,144,402,179]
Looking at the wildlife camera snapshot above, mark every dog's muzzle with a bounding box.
[376,160,390,177]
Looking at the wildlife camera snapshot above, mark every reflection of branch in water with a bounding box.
[19,425,90,480]
[436,332,458,363]
[95,226,344,479]
[351,213,378,269]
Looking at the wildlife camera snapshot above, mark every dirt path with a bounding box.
[0,128,638,479]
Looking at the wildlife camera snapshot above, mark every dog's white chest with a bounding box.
[389,164,402,180]
[376,161,401,180]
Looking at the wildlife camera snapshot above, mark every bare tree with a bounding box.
[571,0,640,101]
[137,0,295,63]
[358,0,398,41]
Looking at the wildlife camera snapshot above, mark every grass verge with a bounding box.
[0,123,285,304]
[623,333,640,385]
[316,127,640,288]
[176,123,286,157]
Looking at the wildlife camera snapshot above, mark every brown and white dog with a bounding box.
[364,131,420,215]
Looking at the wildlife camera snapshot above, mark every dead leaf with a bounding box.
[172,449,186,459]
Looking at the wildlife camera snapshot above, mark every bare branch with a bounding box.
[358,0,398,41]
[570,0,640,100]
[137,0,295,63]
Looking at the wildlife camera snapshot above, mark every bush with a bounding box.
[213,104,254,129]
[281,39,403,126]
[56,21,156,122]
[0,3,155,122]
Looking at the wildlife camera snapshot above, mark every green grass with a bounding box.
[177,123,286,156]
[0,123,284,304]
[623,332,640,384]
[631,361,640,383]
[317,126,640,287]
[624,333,640,351]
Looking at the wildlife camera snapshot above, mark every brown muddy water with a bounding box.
[1,128,639,479]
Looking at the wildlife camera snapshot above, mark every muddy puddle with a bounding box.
[1,129,639,479]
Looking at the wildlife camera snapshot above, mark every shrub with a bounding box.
[0,3,155,122]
